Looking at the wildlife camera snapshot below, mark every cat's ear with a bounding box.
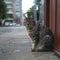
[24,15,29,23]
[25,17,28,20]
[24,15,28,21]
[24,15,27,19]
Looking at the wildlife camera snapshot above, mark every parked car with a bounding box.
[12,22,16,26]
[5,22,16,26]
[5,22,10,26]
[9,23,16,26]
[9,23,13,26]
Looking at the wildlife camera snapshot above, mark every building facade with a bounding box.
[44,0,60,56]
[4,0,22,23]
[16,0,22,19]
[4,0,15,18]
[15,0,22,23]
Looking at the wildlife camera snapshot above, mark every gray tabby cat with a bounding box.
[25,18,54,52]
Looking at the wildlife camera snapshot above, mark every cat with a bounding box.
[25,18,54,52]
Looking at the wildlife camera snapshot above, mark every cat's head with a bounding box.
[25,17,36,32]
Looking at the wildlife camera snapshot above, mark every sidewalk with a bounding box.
[0,26,59,60]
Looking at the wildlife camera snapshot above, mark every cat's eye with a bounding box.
[27,23,29,25]
[27,24,29,25]
[27,22,29,25]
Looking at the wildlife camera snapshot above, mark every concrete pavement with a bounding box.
[0,26,59,60]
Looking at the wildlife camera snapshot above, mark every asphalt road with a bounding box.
[0,26,25,34]
[0,26,59,60]
[0,26,32,60]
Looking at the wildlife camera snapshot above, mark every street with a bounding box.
[0,26,59,60]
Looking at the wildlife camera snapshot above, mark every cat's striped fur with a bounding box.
[26,18,54,52]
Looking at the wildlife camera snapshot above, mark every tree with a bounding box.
[0,0,7,19]
[25,0,41,21]
[26,7,34,18]
[36,0,41,21]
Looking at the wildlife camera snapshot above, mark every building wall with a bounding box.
[54,0,60,55]
[4,0,14,17]
[44,0,50,27]
[15,0,22,19]
[4,0,22,21]
[44,0,60,55]
[12,0,16,19]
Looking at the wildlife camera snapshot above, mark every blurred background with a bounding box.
[0,0,44,27]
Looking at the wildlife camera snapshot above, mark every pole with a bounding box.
[33,0,37,22]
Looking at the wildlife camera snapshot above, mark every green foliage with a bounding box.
[26,7,34,18]
[36,0,41,21]
[25,0,41,21]
[36,0,41,5]
[0,0,8,19]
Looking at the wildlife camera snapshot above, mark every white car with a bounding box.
[5,22,16,26]
[9,23,16,26]
[9,23,13,26]
[12,23,16,26]
[5,22,10,26]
